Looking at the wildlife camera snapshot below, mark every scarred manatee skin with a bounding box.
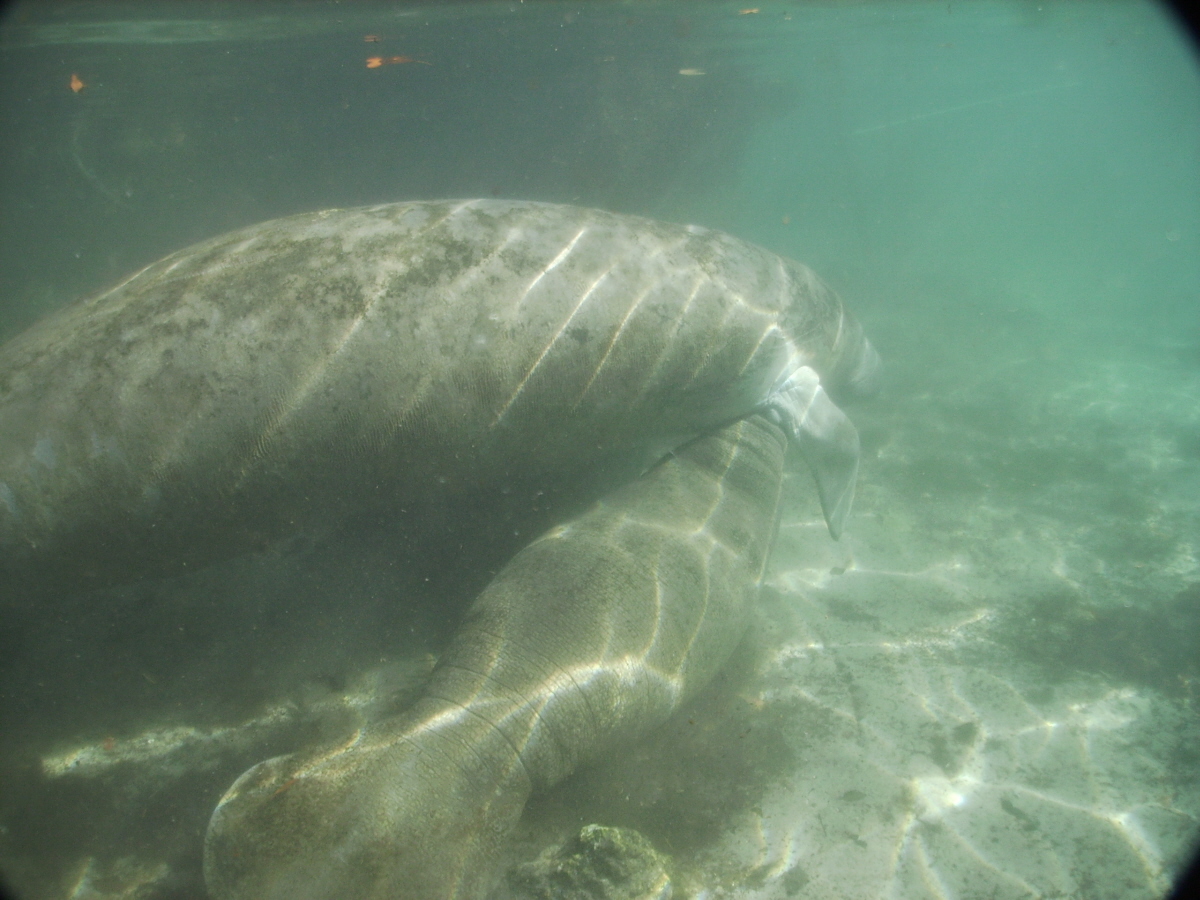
[0,199,875,589]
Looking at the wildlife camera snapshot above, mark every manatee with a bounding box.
[205,406,790,900]
[0,199,878,590]
[0,200,880,897]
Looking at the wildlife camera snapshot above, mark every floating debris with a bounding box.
[366,55,430,68]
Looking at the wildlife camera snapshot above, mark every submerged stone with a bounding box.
[507,824,672,900]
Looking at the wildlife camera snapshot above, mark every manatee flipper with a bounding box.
[204,412,789,900]
[767,365,861,540]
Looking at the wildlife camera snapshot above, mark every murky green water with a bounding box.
[1,2,1197,898]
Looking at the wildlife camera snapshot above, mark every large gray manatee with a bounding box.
[0,199,878,591]
[205,407,791,900]
[0,200,880,898]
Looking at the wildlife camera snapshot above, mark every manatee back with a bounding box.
[0,200,855,590]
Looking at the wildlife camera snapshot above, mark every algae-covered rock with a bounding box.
[506,824,672,900]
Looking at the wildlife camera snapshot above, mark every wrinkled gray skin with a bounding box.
[205,410,788,900]
[0,200,878,589]
[0,200,880,898]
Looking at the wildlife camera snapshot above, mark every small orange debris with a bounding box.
[102,735,116,752]
[69,73,86,93]
[738,8,760,14]
[366,55,430,69]
[364,34,382,42]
